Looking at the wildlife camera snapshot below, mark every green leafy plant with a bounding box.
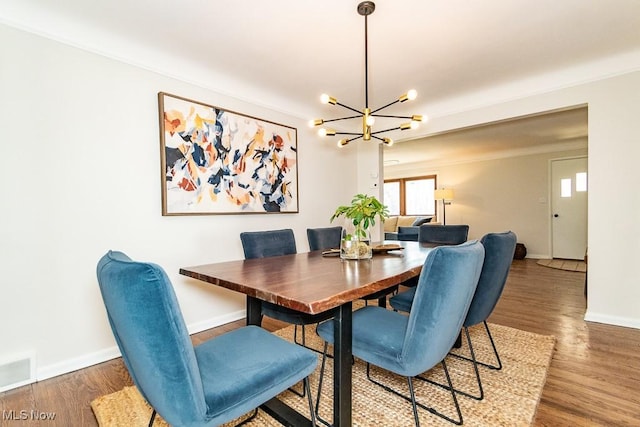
[330,193,390,240]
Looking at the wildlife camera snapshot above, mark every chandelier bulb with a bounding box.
[400,89,418,103]
[365,115,375,126]
[309,119,324,127]
[382,137,393,146]
[320,94,337,105]
[318,128,336,137]
[337,139,349,148]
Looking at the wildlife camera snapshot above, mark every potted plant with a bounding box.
[330,193,389,259]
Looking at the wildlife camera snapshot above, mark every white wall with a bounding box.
[0,23,359,382]
[386,148,588,258]
[399,71,640,329]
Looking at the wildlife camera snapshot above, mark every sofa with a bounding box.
[384,215,436,241]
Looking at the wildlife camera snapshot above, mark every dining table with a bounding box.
[179,240,435,427]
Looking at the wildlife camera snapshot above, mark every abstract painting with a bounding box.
[158,93,299,215]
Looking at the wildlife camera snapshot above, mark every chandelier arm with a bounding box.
[371,126,401,135]
[322,115,364,123]
[371,114,414,119]
[335,102,364,115]
[370,99,400,114]
[335,132,365,136]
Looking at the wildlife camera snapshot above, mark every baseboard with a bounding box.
[187,310,245,335]
[37,347,121,383]
[525,253,548,259]
[584,311,640,330]
[33,310,246,387]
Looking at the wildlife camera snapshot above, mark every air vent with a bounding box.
[0,354,35,392]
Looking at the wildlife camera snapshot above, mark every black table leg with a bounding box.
[247,296,314,425]
[246,295,262,326]
[333,302,352,427]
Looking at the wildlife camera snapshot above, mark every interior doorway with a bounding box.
[551,157,588,260]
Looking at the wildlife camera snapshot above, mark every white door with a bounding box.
[551,157,588,259]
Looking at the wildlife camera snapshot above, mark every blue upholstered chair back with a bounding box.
[402,241,484,374]
[307,226,342,251]
[96,251,207,426]
[418,224,469,245]
[240,229,297,259]
[465,231,517,327]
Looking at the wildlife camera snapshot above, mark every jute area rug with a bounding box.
[92,323,555,427]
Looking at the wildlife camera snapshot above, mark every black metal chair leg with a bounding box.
[294,324,334,359]
[407,377,421,427]
[482,321,503,370]
[315,342,333,427]
[365,361,463,425]
[288,380,306,398]
[450,321,502,370]
[148,410,156,427]
[417,327,484,400]
[304,377,318,427]
[234,408,259,426]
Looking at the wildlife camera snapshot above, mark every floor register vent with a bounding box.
[0,354,35,393]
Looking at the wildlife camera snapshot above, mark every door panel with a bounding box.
[551,157,588,259]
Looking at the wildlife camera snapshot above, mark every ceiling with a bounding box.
[1,0,638,163]
[384,106,589,168]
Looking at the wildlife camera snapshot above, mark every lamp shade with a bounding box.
[434,188,454,200]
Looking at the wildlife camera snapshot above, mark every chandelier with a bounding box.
[310,1,426,148]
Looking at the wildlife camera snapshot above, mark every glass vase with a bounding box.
[340,225,373,260]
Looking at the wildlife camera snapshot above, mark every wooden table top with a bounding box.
[180,241,435,315]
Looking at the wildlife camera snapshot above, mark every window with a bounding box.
[561,178,572,198]
[576,172,587,192]
[384,176,436,216]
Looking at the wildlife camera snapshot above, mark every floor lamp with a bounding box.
[434,188,454,225]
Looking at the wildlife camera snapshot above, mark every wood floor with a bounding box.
[1,259,639,426]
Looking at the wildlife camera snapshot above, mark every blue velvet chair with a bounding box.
[418,224,469,245]
[307,226,342,251]
[390,231,517,401]
[240,229,336,354]
[316,240,485,426]
[96,250,317,427]
[400,224,471,290]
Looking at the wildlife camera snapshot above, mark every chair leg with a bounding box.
[288,381,306,398]
[234,409,259,426]
[148,410,156,427]
[482,321,503,370]
[304,377,318,427]
[366,361,463,425]
[450,321,502,370]
[294,324,333,359]
[314,342,333,427]
[418,327,484,400]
